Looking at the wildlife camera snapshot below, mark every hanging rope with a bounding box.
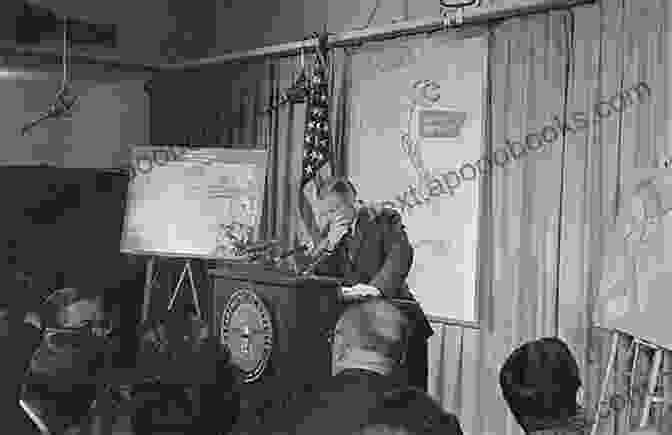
[20,18,79,136]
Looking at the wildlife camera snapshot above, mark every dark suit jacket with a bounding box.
[251,368,463,435]
[1,322,43,435]
[253,369,406,435]
[315,206,433,340]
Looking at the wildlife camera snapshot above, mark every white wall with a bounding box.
[0,68,148,168]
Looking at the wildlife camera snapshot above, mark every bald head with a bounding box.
[332,299,408,371]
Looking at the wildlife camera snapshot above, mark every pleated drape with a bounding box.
[426,1,669,434]
[259,56,306,248]
[558,1,670,434]
[480,11,570,435]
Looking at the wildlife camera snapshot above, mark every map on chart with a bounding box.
[596,171,672,349]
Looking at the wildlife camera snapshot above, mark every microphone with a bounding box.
[241,240,279,255]
[299,246,335,276]
[275,244,310,260]
[299,229,348,275]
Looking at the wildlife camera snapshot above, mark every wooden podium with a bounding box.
[209,263,343,423]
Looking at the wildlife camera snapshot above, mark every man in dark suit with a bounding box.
[357,387,463,435]
[249,299,410,435]
[311,177,434,391]
[0,268,45,435]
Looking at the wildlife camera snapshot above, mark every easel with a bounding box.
[141,256,158,323]
[167,259,202,319]
[591,330,671,435]
[140,257,202,322]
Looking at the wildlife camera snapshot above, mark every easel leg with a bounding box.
[141,257,156,323]
[167,261,201,319]
[591,331,619,435]
[185,262,202,319]
[168,261,190,310]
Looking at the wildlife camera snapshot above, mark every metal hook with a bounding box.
[441,6,464,28]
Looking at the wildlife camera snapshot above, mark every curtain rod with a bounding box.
[162,0,594,70]
[0,43,162,73]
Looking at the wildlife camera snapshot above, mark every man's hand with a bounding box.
[326,212,352,249]
[24,311,42,329]
[341,284,381,299]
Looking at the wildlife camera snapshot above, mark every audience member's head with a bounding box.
[43,288,102,328]
[331,299,408,376]
[500,337,585,433]
[354,387,463,435]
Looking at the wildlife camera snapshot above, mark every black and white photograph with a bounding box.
[0,1,670,434]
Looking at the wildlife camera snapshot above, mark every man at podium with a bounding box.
[309,177,434,391]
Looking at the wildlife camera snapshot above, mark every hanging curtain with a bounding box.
[475,10,571,435]
[427,1,668,433]
[557,1,669,434]
[258,56,307,247]
[329,48,352,178]
[259,49,351,246]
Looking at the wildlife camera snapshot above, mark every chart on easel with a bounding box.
[120,146,267,260]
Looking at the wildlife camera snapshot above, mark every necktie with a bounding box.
[343,226,355,265]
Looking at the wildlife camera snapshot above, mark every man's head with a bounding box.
[319,177,358,225]
[45,288,102,328]
[499,337,583,432]
[331,299,408,375]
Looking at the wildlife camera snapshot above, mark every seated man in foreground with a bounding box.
[133,303,241,435]
[245,299,410,435]
[356,387,463,435]
[500,337,589,435]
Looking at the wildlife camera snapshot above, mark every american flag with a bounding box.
[297,59,332,252]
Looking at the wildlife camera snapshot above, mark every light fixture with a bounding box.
[439,0,479,7]
[0,69,31,79]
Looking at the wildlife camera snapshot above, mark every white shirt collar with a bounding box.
[335,348,395,376]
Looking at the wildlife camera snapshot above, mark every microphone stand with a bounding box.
[299,247,334,276]
[248,245,310,274]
